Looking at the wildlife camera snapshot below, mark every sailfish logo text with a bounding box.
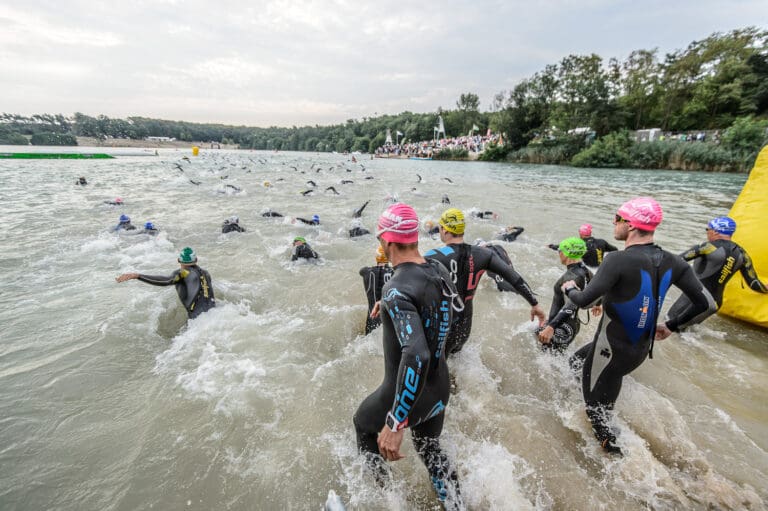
[637,296,651,328]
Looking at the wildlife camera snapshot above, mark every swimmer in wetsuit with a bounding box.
[425,208,546,355]
[291,236,319,261]
[563,198,710,454]
[112,214,136,232]
[222,216,245,233]
[537,237,601,352]
[115,247,216,319]
[359,245,394,334]
[295,214,320,226]
[579,223,617,267]
[142,221,159,236]
[348,219,371,238]
[76,176,87,185]
[261,209,284,218]
[474,240,519,293]
[666,216,766,327]
[496,225,525,242]
[105,197,124,206]
[353,203,463,510]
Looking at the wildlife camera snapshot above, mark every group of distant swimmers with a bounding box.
[113,183,767,510]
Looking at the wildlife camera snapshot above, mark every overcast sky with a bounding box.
[0,0,765,127]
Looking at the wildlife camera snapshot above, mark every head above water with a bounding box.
[144,221,155,230]
[376,203,420,244]
[312,214,320,223]
[707,216,736,236]
[115,197,123,204]
[558,236,587,260]
[178,247,197,264]
[578,223,592,237]
[229,215,239,224]
[616,197,663,232]
[293,236,306,244]
[439,208,465,235]
[119,214,130,223]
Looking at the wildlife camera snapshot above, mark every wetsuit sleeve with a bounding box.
[739,250,768,293]
[666,264,712,332]
[486,251,538,306]
[679,242,714,261]
[565,254,622,307]
[137,270,183,287]
[603,241,618,252]
[548,301,579,329]
[386,293,431,423]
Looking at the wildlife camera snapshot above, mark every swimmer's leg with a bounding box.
[353,393,392,486]
[412,416,463,510]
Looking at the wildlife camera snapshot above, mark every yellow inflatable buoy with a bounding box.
[719,145,768,328]
[192,146,199,156]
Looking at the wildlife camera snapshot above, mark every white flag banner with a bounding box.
[396,131,403,136]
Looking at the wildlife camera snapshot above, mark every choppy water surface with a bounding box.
[0,149,765,510]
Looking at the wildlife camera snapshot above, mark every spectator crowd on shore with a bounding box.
[375,133,501,158]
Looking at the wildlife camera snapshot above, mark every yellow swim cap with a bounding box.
[263,181,271,187]
[439,208,465,235]
[375,245,388,264]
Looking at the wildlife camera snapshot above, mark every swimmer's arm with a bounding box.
[487,253,538,306]
[603,241,618,252]
[679,242,712,261]
[739,251,768,293]
[564,256,619,307]
[666,265,712,332]
[135,271,182,287]
[387,296,430,421]
[547,300,578,329]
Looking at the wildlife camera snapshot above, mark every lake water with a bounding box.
[0,148,765,510]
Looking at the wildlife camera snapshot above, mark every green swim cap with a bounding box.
[558,237,587,259]
[293,236,306,243]
[178,247,197,264]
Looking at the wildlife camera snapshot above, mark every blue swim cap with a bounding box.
[119,214,130,223]
[707,216,736,235]
[144,221,155,230]
[312,214,320,222]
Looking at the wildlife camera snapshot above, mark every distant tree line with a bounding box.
[1,27,765,170]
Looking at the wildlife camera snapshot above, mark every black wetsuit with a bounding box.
[566,243,710,448]
[541,263,594,352]
[349,226,371,238]
[291,243,319,261]
[581,237,618,267]
[143,228,159,236]
[497,227,524,242]
[425,243,538,354]
[296,217,319,226]
[261,211,284,218]
[359,264,394,334]
[353,260,462,508]
[222,222,245,233]
[471,211,496,219]
[137,265,216,319]
[483,244,520,293]
[113,222,136,232]
[668,239,766,326]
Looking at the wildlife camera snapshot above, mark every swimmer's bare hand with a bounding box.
[377,426,405,461]
[560,280,577,293]
[591,305,602,317]
[531,304,546,326]
[116,273,138,283]
[655,323,672,340]
[538,325,554,344]
[370,300,381,319]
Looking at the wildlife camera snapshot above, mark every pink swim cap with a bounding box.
[578,223,592,236]
[376,203,420,244]
[617,197,663,231]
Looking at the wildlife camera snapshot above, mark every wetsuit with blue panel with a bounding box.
[353,259,461,507]
[425,243,538,354]
[566,244,710,450]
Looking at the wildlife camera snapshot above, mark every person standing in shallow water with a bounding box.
[358,245,393,334]
[353,203,463,510]
[115,247,215,319]
[537,237,602,353]
[562,198,710,455]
